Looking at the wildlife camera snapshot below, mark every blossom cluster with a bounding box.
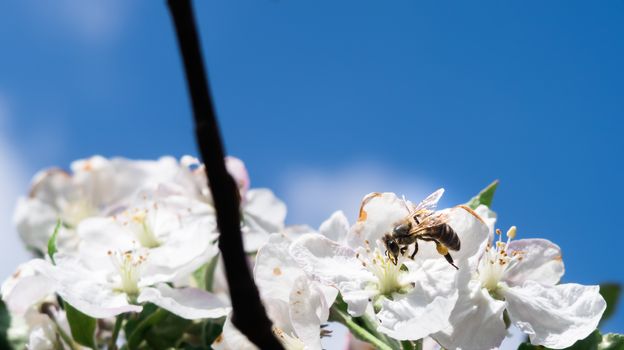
[0,156,610,350]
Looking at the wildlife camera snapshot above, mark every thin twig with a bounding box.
[166,1,283,348]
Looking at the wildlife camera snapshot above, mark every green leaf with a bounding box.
[599,283,621,325]
[144,310,192,350]
[0,300,13,350]
[64,301,97,349]
[466,180,499,209]
[517,330,624,350]
[201,318,225,348]
[47,219,62,264]
[125,304,168,350]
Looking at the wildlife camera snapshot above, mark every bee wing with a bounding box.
[412,211,449,232]
[413,188,445,213]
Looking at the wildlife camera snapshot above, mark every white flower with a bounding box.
[434,225,606,350]
[214,232,337,350]
[13,155,197,253]
[1,261,57,317]
[76,189,219,283]
[6,188,229,320]
[8,252,230,321]
[290,191,489,341]
[180,156,287,252]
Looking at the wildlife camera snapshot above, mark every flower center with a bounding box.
[478,226,523,295]
[108,249,147,297]
[125,209,161,248]
[357,240,408,297]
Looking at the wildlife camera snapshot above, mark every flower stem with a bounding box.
[401,339,423,350]
[329,306,393,350]
[55,324,80,350]
[109,314,125,350]
[127,308,167,349]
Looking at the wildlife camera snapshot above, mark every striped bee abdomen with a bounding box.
[436,224,461,251]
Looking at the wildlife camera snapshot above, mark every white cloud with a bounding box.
[0,95,32,280]
[28,0,132,45]
[279,162,443,227]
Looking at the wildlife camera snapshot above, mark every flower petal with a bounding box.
[254,234,306,303]
[474,204,497,239]
[376,259,458,340]
[1,260,58,315]
[319,211,350,243]
[504,239,564,286]
[290,234,376,316]
[434,269,507,350]
[245,189,287,233]
[138,284,230,320]
[503,281,606,349]
[212,315,258,350]
[349,193,409,247]
[50,255,142,318]
[289,276,323,350]
[445,206,490,263]
[225,156,250,197]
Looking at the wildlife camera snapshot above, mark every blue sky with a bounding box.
[0,0,622,333]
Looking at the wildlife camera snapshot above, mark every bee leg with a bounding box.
[400,246,407,256]
[435,241,458,269]
[410,241,419,259]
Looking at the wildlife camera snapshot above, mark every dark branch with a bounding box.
[166,1,283,348]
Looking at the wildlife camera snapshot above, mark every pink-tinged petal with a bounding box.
[290,234,377,316]
[27,168,72,206]
[376,259,458,340]
[504,239,564,286]
[289,276,323,350]
[225,156,250,196]
[503,281,606,349]
[349,192,409,247]
[138,284,230,320]
[319,211,350,243]
[434,269,506,350]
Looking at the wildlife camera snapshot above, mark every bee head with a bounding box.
[383,233,400,265]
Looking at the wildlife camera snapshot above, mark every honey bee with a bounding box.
[382,189,461,269]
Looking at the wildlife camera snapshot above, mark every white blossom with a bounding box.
[180,156,287,252]
[434,223,606,350]
[13,156,198,253]
[290,191,489,341]
[215,232,337,350]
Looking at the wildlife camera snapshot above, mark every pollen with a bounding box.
[479,225,524,293]
[272,267,282,276]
